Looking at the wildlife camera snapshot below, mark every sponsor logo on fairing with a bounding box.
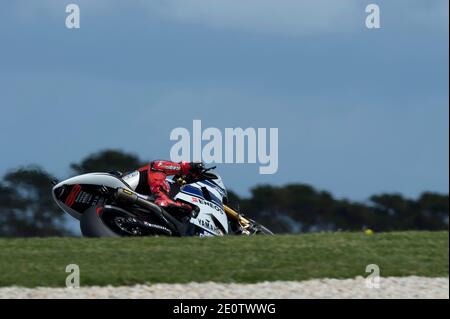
[198,218,220,233]
[191,197,224,214]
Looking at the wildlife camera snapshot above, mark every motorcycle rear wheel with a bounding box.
[80,205,172,237]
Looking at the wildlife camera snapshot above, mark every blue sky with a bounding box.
[0,0,448,200]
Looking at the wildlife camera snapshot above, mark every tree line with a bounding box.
[0,150,447,236]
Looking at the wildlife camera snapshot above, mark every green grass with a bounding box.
[0,231,447,287]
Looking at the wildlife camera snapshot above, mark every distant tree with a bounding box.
[70,149,145,175]
[227,185,449,234]
[370,194,417,230]
[414,192,448,230]
[0,167,72,237]
[331,200,375,231]
[225,190,242,210]
[226,189,293,233]
[0,183,26,235]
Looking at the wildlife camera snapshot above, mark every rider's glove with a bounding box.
[190,161,205,175]
[180,161,205,176]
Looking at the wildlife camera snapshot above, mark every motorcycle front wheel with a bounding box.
[253,223,274,235]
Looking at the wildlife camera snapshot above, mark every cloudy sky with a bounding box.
[0,0,448,200]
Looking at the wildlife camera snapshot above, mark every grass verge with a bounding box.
[0,231,447,287]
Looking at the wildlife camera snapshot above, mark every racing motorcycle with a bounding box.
[52,166,273,237]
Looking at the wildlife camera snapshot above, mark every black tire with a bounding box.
[80,206,121,237]
[247,218,274,235]
[80,205,174,237]
[228,218,274,236]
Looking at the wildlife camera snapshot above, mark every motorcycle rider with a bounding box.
[122,160,205,213]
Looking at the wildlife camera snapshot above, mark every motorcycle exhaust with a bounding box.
[113,188,188,236]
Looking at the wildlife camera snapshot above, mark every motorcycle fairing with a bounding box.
[52,173,132,220]
[175,180,229,236]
